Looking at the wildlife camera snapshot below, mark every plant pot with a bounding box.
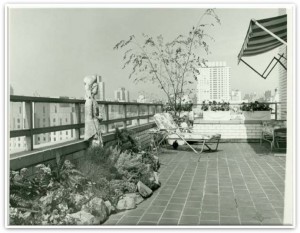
[203,111,231,121]
[242,111,271,121]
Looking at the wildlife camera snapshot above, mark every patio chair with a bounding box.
[261,121,287,152]
[153,113,221,160]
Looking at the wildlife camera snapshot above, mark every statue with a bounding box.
[84,75,103,147]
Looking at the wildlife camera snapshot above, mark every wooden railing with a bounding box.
[10,95,163,152]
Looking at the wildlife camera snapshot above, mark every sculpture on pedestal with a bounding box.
[83,75,103,147]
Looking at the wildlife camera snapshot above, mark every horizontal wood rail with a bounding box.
[9,95,163,153]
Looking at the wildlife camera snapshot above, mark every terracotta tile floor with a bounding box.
[103,143,286,226]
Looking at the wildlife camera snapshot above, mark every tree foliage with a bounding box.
[114,9,220,115]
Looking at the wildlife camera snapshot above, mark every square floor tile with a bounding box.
[202,205,219,213]
[179,215,200,225]
[159,218,179,225]
[166,203,184,211]
[117,216,140,225]
[141,213,161,222]
[200,212,219,221]
[220,216,240,225]
[162,210,181,219]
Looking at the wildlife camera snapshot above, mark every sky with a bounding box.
[8,7,284,100]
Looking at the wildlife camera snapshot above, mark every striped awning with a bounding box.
[238,14,287,62]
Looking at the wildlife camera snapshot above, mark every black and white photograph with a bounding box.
[5,2,295,228]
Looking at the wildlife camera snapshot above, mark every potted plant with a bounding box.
[201,100,231,121]
[240,101,272,120]
[163,100,194,124]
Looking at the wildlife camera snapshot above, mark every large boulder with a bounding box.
[137,181,153,198]
[67,210,97,225]
[116,195,136,210]
[81,197,108,224]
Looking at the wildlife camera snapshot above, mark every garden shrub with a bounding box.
[80,145,123,181]
[115,128,140,153]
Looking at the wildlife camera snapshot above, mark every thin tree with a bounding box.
[114,9,220,116]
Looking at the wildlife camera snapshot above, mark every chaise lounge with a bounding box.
[153,113,221,161]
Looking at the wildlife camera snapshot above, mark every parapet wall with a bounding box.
[193,120,263,141]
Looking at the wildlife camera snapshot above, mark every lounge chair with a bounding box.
[153,113,221,160]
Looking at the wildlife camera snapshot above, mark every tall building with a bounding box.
[9,97,79,154]
[33,102,51,145]
[231,90,242,102]
[197,61,231,103]
[114,87,130,102]
[264,90,272,102]
[10,85,14,95]
[95,75,105,101]
[49,101,76,144]
[243,92,257,102]
[9,102,27,153]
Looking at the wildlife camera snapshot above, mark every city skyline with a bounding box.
[8,7,282,101]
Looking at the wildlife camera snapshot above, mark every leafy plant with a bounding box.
[240,101,272,111]
[201,100,230,111]
[163,101,193,113]
[115,128,140,153]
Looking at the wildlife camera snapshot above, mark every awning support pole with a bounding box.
[252,19,287,46]
[240,58,266,79]
[240,55,286,79]
[264,58,279,77]
[262,57,277,76]
[274,57,287,70]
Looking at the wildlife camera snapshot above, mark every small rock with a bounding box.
[104,200,115,215]
[145,164,152,172]
[116,195,136,210]
[72,194,86,210]
[153,155,160,171]
[137,181,153,198]
[153,172,161,186]
[67,210,97,225]
[123,193,144,205]
[81,197,108,224]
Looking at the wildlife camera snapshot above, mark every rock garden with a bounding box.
[9,128,161,225]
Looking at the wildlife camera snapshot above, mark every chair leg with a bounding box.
[271,141,274,152]
[198,140,205,162]
[175,133,198,154]
[215,138,220,151]
[260,132,263,145]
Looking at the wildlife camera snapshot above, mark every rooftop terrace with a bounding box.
[104,143,286,226]
[9,95,288,226]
